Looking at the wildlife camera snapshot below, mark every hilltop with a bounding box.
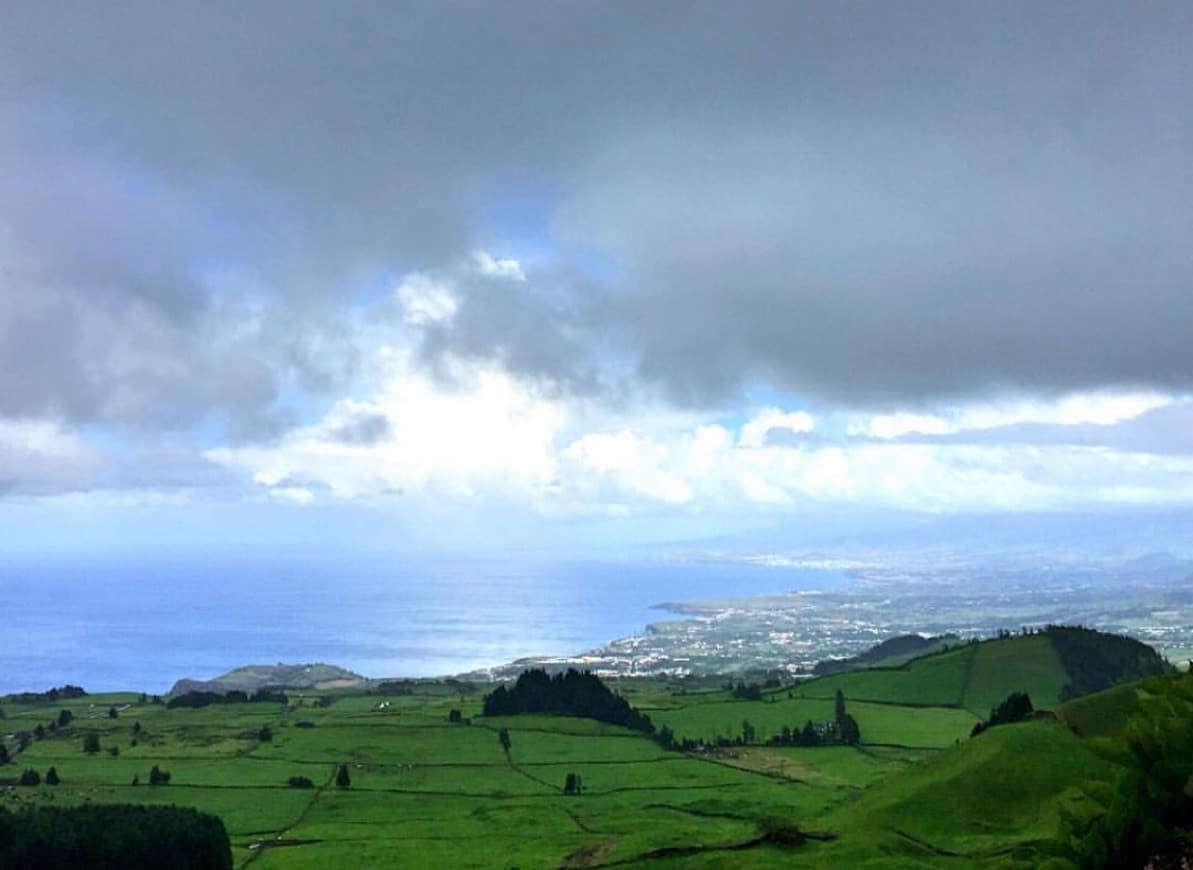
[169,663,364,696]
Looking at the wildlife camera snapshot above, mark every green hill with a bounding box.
[790,627,1169,718]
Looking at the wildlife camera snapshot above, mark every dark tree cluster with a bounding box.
[0,803,232,869]
[971,692,1034,737]
[287,775,314,788]
[725,681,763,701]
[562,772,583,795]
[1043,625,1172,701]
[4,686,86,705]
[483,669,654,733]
[148,765,171,786]
[166,689,289,710]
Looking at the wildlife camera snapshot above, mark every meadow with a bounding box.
[0,632,1169,867]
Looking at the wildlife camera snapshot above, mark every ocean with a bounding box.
[0,552,847,694]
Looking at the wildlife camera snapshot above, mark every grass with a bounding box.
[0,635,1142,869]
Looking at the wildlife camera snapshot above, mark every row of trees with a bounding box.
[166,689,288,709]
[656,690,861,750]
[971,691,1034,737]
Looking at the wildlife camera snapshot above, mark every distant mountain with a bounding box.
[169,663,364,695]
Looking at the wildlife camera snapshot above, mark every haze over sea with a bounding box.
[0,553,846,694]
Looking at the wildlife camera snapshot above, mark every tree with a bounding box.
[83,732,101,754]
[45,766,59,786]
[57,709,72,728]
[108,705,118,719]
[448,709,462,723]
[741,719,756,744]
[18,768,40,786]
[0,744,8,765]
[799,721,820,747]
[839,713,861,746]
[336,764,351,789]
[288,775,314,788]
[498,727,511,756]
[133,721,142,734]
[563,772,579,795]
[834,689,846,723]
[258,726,273,742]
[149,765,171,785]
[33,724,45,740]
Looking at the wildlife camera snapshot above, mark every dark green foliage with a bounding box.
[0,706,5,719]
[108,706,118,719]
[741,719,756,743]
[294,721,316,729]
[57,709,73,727]
[0,744,8,765]
[257,726,272,742]
[250,688,289,704]
[833,691,862,745]
[167,689,289,710]
[18,768,40,786]
[1046,625,1171,701]
[167,692,224,709]
[800,720,821,747]
[973,691,1035,736]
[991,691,1034,725]
[83,732,101,754]
[731,682,763,701]
[34,724,45,739]
[132,721,142,734]
[655,724,676,749]
[5,686,86,704]
[287,775,314,788]
[374,681,416,696]
[482,669,654,732]
[757,816,807,847]
[45,767,59,786]
[563,772,582,795]
[498,728,511,754]
[1053,669,1193,868]
[108,745,120,758]
[448,709,462,723]
[148,765,171,786]
[839,713,861,745]
[0,803,231,869]
[336,764,351,789]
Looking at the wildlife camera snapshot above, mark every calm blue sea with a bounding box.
[0,553,846,694]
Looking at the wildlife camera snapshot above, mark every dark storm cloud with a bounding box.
[2,0,1191,426]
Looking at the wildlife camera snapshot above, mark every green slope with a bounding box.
[789,628,1167,720]
[806,720,1115,867]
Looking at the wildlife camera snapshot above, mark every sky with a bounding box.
[2,1,1192,555]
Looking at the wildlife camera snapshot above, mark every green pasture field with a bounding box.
[1,669,1106,869]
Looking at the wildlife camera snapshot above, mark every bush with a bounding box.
[148,765,171,786]
[45,767,59,786]
[18,768,40,786]
[287,775,314,788]
[83,733,101,754]
[335,765,351,789]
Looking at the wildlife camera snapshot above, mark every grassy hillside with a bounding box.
[785,627,1167,720]
[0,630,1174,868]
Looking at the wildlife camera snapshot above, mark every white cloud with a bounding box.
[854,390,1176,438]
[0,418,104,495]
[739,407,814,447]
